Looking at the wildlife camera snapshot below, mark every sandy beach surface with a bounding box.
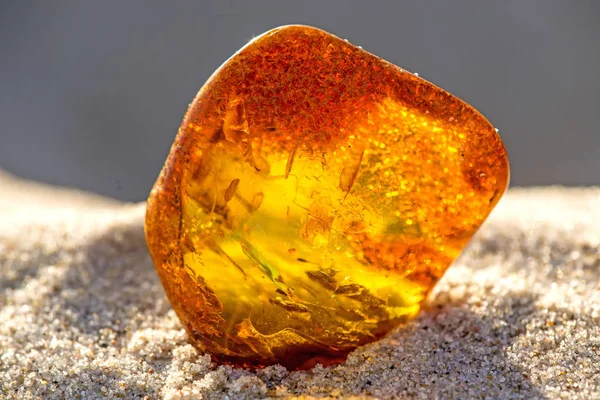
[1,171,599,399]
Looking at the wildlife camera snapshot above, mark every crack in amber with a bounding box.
[145,25,509,370]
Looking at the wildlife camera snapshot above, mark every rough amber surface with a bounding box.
[145,25,509,370]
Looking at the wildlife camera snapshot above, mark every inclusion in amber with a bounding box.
[145,25,509,370]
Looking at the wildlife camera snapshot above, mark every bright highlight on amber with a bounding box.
[145,25,509,370]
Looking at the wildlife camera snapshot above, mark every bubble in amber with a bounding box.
[145,25,509,370]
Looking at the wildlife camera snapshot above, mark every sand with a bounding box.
[1,172,599,399]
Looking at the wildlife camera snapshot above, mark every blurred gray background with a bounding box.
[1,1,599,202]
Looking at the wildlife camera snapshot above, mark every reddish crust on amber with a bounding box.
[145,25,509,370]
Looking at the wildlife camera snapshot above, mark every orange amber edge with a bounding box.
[145,25,509,370]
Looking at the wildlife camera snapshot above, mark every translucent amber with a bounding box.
[145,25,509,369]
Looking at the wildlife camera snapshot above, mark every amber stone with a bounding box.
[145,25,509,370]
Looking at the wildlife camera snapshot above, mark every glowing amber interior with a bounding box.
[145,25,509,369]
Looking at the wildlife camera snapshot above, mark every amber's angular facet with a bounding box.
[145,25,509,369]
